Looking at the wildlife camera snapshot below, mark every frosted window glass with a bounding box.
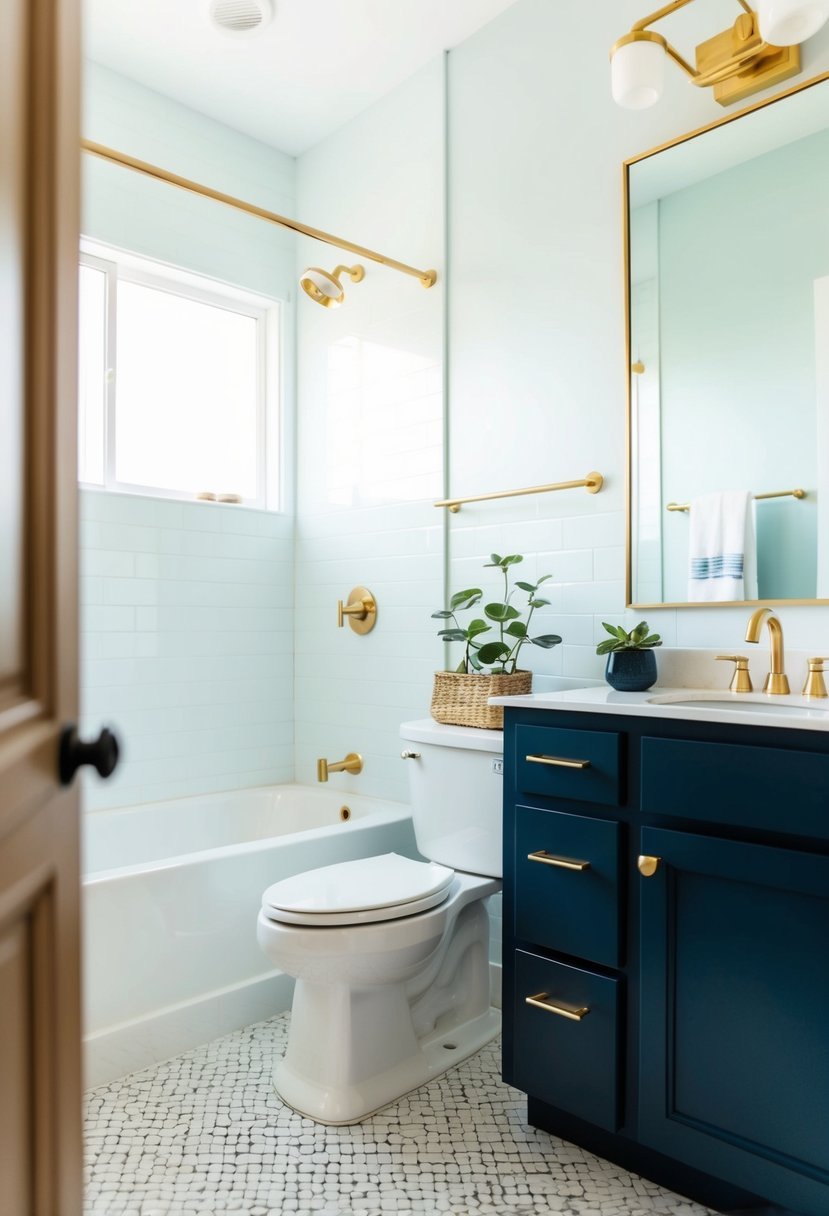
[77,263,107,485]
[115,281,259,498]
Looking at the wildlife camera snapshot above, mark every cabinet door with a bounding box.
[639,826,829,1216]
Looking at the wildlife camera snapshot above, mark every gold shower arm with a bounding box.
[81,140,437,289]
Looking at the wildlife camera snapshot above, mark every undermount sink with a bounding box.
[648,693,829,716]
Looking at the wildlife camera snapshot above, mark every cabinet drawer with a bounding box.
[514,805,622,966]
[512,949,620,1131]
[641,737,829,838]
[516,725,622,806]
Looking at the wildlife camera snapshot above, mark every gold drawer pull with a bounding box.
[638,854,662,877]
[527,850,591,872]
[525,992,590,1021]
[526,754,591,770]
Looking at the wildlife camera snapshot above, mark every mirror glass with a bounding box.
[627,76,829,607]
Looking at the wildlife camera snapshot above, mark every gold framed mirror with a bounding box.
[624,71,829,608]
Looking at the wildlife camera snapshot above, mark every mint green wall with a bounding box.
[657,129,829,601]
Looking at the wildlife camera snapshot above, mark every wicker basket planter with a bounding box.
[430,670,532,730]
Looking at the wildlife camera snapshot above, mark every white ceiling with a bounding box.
[83,0,521,155]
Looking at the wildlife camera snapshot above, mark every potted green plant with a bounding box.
[596,621,662,692]
[431,554,562,729]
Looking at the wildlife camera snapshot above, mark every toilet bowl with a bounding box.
[257,720,505,1124]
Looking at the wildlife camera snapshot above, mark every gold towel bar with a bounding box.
[435,473,603,513]
[667,489,806,512]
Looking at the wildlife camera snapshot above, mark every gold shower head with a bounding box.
[299,263,365,308]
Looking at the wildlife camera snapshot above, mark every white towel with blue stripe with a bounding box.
[688,491,757,602]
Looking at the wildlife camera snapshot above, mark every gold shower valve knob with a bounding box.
[336,587,377,635]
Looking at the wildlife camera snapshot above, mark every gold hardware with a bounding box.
[435,473,603,514]
[631,360,646,375]
[340,805,351,822]
[612,1,802,110]
[527,851,591,872]
[624,73,829,612]
[337,587,377,635]
[745,607,790,695]
[525,993,590,1021]
[317,753,363,783]
[400,750,421,760]
[666,489,806,513]
[803,658,829,699]
[526,754,591,770]
[638,855,662,877]
[716,655,753,694]
[80,141,437,290]
[300,264,365,309]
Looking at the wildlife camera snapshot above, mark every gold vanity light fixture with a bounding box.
[610,0,829,110]
[300,264,365,309]
[80,141,437,293]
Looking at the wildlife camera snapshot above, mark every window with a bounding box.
[78,242,281,509]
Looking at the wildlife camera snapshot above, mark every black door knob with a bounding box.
[58,724,120,786]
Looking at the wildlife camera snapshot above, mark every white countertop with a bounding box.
[488,685,829,732]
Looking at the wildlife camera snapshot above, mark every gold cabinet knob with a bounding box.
[638,855,662,878]
[716,655,753,694]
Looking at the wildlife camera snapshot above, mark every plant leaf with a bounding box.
[515,581,537,593]
[601,621,622,638]
[455,658,468,674]
[489,553,502,565]
[529,598,551,609]
[438,628,469,642]
[501,554,523,566]
[466,618,491,638]
[537,574,553,584]
[596,639,620,655]
[431,610,454,619]
[506,621,527,638]
[468,650,483,671]
[484,602,521,622]
[449,588,482,611]
[530,634,562,649]
[477,641,512,664]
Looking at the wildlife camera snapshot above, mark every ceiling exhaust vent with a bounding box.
[207,0,274,36]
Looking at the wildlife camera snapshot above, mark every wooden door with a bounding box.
[0,0,83,1212]
[638,825,829,1216]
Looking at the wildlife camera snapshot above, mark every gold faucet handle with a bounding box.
[803,658,829,698]
[337,587,377,633]
[716,655,753,694]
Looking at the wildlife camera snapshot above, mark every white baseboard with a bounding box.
[84,970,294,1090]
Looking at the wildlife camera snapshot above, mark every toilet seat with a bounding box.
[261,853,455,927]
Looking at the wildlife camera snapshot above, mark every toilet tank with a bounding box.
[399,720,504,878]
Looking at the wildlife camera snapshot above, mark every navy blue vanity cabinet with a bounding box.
[501,706,829,1216]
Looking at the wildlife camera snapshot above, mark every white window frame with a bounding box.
[79,238,283,511]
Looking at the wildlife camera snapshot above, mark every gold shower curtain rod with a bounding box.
[80,140,437,289]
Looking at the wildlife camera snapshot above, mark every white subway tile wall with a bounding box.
[80,490,294,810]
[293,60,446,804]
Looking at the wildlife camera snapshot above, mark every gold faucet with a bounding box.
[317,752,363,783]
[744,608,789,695]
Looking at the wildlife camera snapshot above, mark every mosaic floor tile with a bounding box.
[84,1013,714,1216]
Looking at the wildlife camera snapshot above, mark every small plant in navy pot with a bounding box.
[596,621,662,692]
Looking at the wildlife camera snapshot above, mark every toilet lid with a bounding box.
[261,853,455,927]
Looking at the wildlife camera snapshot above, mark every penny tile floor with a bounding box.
[84,1013,714,1216]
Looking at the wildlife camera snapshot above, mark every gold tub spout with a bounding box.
[317,753,363,783]
[744,608,789,695]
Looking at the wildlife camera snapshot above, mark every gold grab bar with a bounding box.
[526,754,591,770]
[81,140,437,289]
[525,993,590,1021]
[435,472,603,513]
[666,488,806,512]
[527,851,591,872]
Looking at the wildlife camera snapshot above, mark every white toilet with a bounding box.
[257,719,504,1124]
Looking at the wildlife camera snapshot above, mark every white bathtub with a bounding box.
[83,784,418,1087]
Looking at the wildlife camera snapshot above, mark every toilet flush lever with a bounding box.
[401,750,421,760]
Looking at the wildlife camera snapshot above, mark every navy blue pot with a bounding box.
[605,648,657,692]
